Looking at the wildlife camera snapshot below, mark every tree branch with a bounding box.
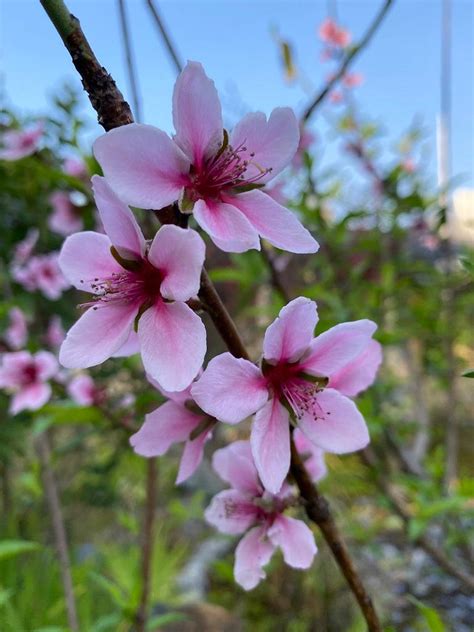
[301,0,394,122]
[117,0,143,122]
[145,0,183,74]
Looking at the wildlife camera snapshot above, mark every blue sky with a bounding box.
[1,0,473,187]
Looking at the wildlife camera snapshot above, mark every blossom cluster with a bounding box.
[1,61,382,591]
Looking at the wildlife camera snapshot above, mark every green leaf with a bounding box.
[408,596,446,632]
[146,613,188,629]
[0,540,41,560]
[462,369,474,378]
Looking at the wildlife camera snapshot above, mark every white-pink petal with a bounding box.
[191,352,268,425]
[176,427,212,485]
[93,123,189,210]
[300,320,378,378]
[137,301,206,392]
[329,339,382,397]
[148,225,205,302]
[205,490,259,535]
[250,398,290,494]
[267,515,317,568]
[263,297,319,365]
[35,351,58,380]
[10,383,51,415]
[212,440,261,495]
[193,199,260,253]
[234,526,275,590]
[298,388,370,454]
[228,190,319,254]
[172,61,223,167]
[59,304,137,369]
[91,175,146,259]
[230,108,299,183]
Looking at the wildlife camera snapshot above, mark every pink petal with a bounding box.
[228,190,319,254]
[10,383,51,415]
[5,307,27,349]
[263,297,319,365]
[300,320,378,378]
[191,352,268,425]
[193,199,260,253]
[59,232,121,292]
[130,400,202,457]
[250,398,290,494]
[67,374,95,406]
[205,490,259,535]
[111,329,140,357]
[93,123,189,209]
[34,351,58,380]
[298,388,370,453]
[267,515,317,568]
[234,526,275,590]
[329,340,382,397]
[148,374,194,405]
[138,301,206,392]
[91,176,146,259]
[148,225,205,301]
[212,441,261,495]
[59,304,137,368]
[176,426,212,484]
[294,428,327,482]
[172,61,223,167]
[230,108,299,183]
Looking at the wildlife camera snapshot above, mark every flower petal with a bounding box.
[172,61,223,166]
[138,301,206,392]
[228,190,319,254]
[294,428,327,482]
[300,320,378,377]
[111,329,140,357]
[91,175,146,259]
[193,199,260,253]
[263,297,319,365]
[10,383,51,415]
[251,398,290,494]
[59,231,121,292]
[148,225,205,301]
[230,108,299,183]
[177,426,212,484]
[130,400,202,457]
[267,515,317,568]
[93,123,189,209]
[34,351,58,380]
[234,526,275,591]
[329,340,382,397]
[212,441,261,495]
[205,490,258,535]
[59,304,136,368]
[191,352,268,425]
[298,388,370,453]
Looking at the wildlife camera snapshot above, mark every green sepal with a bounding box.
[110,246,142,272]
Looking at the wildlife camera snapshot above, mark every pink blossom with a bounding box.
[48,192,83,236]
[4,307,28,349]
[45,316,65,348]
[13,229,39,265]
[205,440,317,590]
[329,90,343,104]
[342,72,364,88]
[130,374,214,484]
[93,62,318,255]
[63,157,88,179]
[0,350,57,415]
[318,18,351,49]
[192,297,381,493]
[265,181,287,206]
[67,373,98,406]
[13,253,69,300]
[293,428,327,482]
[58,176,206,391]
[0,122,43,161]
[292,127,316,169]
[402,157,416,173]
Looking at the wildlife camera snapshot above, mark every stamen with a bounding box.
[282,379,330,422]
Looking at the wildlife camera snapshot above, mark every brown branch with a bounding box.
[36,432,79,631]
[40,4,382,627]
[301,0,394,122]
[145,0,183,74]
[135,458,158,632]
[117,0,143,122]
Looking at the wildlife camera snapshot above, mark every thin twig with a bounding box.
[301,0,394,122]
[145,0,183,74]
[136,458,158,632]
[117,0,143,122]
[35,432,79,631]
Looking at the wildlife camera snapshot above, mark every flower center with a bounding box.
[22,363,38,384]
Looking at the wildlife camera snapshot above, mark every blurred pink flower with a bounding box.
[13,253,69,300]
[48,192,83,236]
[0,350,57,414]
[13,229,39,265]
[0,122,43,161]
[193,297,381,493]
[293,428,327,482]
[4,307,28,350]
[94,61,318,255]
[292,126,316,169]
[318,18,351,48]
[342,72,364,88]
[45,316,66,349]
[402,157,416,173]
[58,176,206,391]
[329,90,343,104]
[130,374,214,484]
[205,440,317,590]
[63,157,88,179]
[67,373,98,406]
